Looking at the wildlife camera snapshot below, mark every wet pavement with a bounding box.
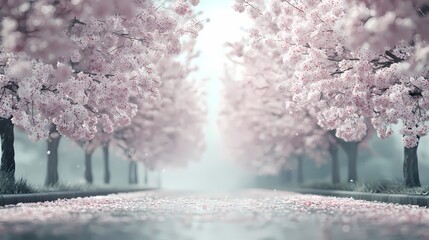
[0,189,428,240]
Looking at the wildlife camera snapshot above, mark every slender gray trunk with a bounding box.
[0,118,15,183]
[297,156,303,184]
[144,167,148,185]
[336,139,358,182]
[134,163,138,184]
[102,143,110,184]
[45,125,61,186]
[331,130,359,182]
[157,171,162,188]
[128,161,138,184]
[329,142,340,184]
[128,162,133,184]
[285,170,292,183]
[280,169,292,184]
[343,142,358,182]
[85,151,93,184]
[404,142,421,187]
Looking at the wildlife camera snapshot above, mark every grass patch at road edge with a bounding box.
[301,179,429,196]
[0,178,36,194]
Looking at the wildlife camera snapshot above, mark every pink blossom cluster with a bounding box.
[339,0,429,69]
[0,0,138,62]
[174,0,200,16]
[0,0,202,142]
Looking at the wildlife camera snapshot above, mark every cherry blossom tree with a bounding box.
[113,39,206,177]
[220,39,331,184]
[337,1,429,187]
[1,0,202,182]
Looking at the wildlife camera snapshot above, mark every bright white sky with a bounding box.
[162,0,254,191]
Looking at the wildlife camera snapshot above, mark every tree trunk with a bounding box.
[404,142,421,187]
[297,156,303,184]
[337,140,358,182]
[134,163,138,184]
[128,162,133,184]
[329,142,340,184]
[144,166,148,185]
[128,161,138,184]
[45,125,61,186]
[280,169,292,184]
[344,142,358,182]
[102,143,110,184]
[157,171,162,188]
[285,170,292,183]
[331,131,359,183]
[0,118,15,183]
[84,151,93,184]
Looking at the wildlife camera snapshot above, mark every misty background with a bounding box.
[13,0,429,190]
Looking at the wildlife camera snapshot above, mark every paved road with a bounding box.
[0,190,428,240]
